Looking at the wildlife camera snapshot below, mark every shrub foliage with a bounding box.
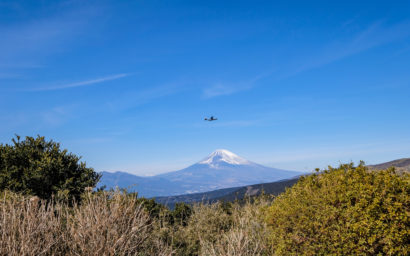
[265,163,410,255]
[0,135,100,201]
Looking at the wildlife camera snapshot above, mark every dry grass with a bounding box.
[199,201,271,256]
[0,190,272,256]
[0,191,173,256]
[66,191,172,256]
[0,193,63,255]
[160,198,272,256]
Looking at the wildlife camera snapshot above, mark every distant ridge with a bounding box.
[368,158,410,172]
[98,149,302,197]
[155,177,300,208]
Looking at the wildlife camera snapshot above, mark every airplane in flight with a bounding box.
[204,116,218,121]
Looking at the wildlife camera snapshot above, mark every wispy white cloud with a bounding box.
[40,105,76,126]
[105,81,187,111]
[0,103,78,133]
[202,82,248,98]
[341,15,359,29]
[0,2,102,70]
[202,72,269,98]
[284,19,410,78]
[26,73,130,91]
[202,19,410,98]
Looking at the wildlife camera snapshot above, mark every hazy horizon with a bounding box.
[98,146,409,176]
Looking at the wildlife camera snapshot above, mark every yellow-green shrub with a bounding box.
[265,163,409,255]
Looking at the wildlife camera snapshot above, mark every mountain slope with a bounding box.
[155,177,300,208]
[155,149,301,193]
[368,158,410,173]
[98,149,302,197]
[98,171,185,197]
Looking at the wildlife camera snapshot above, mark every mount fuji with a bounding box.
[99,149,302,197]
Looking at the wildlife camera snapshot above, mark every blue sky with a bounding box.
[1,0,410,175]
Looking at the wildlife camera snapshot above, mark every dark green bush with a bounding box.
[170,202,193,226]
[0,135,100,201]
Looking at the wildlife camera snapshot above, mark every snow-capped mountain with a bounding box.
[198,149,251,166]
[99,149,302,197]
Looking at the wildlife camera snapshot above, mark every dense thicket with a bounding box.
[265,163,409,255]
[0,135,100,201]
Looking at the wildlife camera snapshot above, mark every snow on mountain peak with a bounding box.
[199,149,250,167]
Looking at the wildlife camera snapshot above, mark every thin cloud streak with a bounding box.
[202,72,270,98]
[202,19,410,98]
[202,83,244,98]
[286,20,410,78]
[105,81,188,112]
[27,73,130,91]
[0,3,101,69]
